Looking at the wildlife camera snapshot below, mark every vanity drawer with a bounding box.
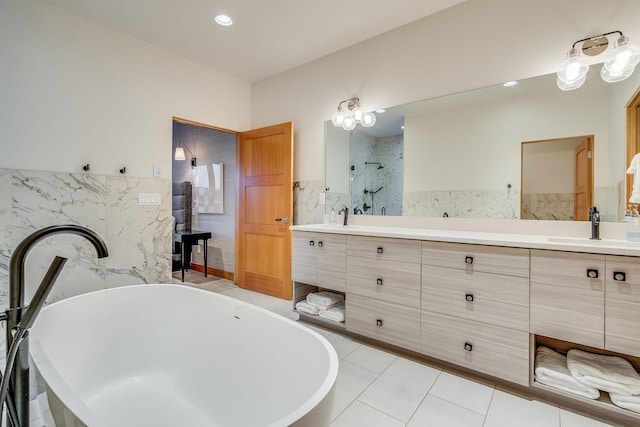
[346,294,420,352]
[316,234,347,292]
[530,250,604,348]
[292,231,317,284]
[347,235,421,263]
[421,310,529,386]
[422,265,529,331]
[605,255,640,357]
[422,242,529,278]
[347,256,421,307]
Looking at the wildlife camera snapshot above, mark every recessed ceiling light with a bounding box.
[503,81,518,87]
[215,14,233,26]
[376,109,386,114]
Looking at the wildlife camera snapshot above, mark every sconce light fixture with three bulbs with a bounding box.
[331,97,376,131]
[557,30,640,91]
[174,142,196,167]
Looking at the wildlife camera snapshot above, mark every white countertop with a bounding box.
[290,224,640,256]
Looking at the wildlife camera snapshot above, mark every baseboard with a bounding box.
[189,263,234,281]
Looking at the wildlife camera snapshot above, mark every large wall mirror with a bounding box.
[325,67,640,222]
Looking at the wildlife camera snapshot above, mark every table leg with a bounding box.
[204,239,208,277]
[181,241,185,282]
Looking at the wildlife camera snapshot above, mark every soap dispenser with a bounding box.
[329,208,337,225]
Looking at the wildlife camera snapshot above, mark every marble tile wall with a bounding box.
[404,189,520,219]
[294,180,325,225]
[0,168,171,310]
[521,193,574,220]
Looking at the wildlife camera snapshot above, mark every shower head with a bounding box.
[365,161,384,169]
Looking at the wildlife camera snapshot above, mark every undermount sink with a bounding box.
[547,237,640,248]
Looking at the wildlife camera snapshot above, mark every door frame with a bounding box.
[625,90,640,208]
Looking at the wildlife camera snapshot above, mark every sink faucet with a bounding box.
[2,225,108,427]
[338,205,349,226]
[589,206,601,240]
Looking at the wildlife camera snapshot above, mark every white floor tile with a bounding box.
[343,344,397,374]
[484,389,560,427]
[331,360,380,421]
[428,371,494,415]
[358,357,441,422]
[331,400,405,427]
[559,409,615,427]
[407,395,485,427]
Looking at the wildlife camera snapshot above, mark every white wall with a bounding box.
[251,0,640,184]
[522,140,579,194]
[0,0,251,179]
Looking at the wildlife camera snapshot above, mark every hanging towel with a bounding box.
[534,347,600,399]
[306,291,344,309]
[567,349,640,396]
[609,393,640,414]
[319,304,345,323]
[295,301,320,315]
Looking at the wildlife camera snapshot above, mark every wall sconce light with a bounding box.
[331,97,376,131]
[557,30,640,91]
[174,142,196,167]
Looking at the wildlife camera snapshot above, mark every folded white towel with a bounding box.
[567,349,640,396]
[319,304,345,323]
[295,301,320,315]
[306,291,344,309]
[534,347,600,399]
[610,393,640,413]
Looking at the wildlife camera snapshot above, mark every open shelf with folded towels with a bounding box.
[532,335,640,423]
[293,282,346,328]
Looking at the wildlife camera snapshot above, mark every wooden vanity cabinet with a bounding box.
[345,235,422,351]
[421,242,530,386]
[605,255,640,357]
[292,231,346,292]
[530,249,605,349]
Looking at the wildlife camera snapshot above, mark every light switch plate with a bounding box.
[153,165,161,177]
[138,192,161,205]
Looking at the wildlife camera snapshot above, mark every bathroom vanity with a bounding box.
[291,221,640,425]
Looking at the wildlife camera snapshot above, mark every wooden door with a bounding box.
[574,137,592,221]
[236,122,293,299]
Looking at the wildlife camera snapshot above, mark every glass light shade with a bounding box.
[600,63,636,83]
[214,14,233,26]
[352,106,364,123]
[556,74,587,91]
[174,147,186,160]
[361,111,377,127]
[342,116,356,131]
[331,110,345,127]
[557,49,589,90]
[603,37,640,73]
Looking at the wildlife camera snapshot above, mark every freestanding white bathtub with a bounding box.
[30,284,338,427]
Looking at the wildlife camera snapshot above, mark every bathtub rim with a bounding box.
[30,284,340,427]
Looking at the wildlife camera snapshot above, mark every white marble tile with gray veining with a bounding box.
[104,176,172,287]
[404,190,519,219]
[294,180,324,225]
[522,193,574,220]
[0,169,12,309]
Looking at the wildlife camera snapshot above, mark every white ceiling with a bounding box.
[42,0,467,83]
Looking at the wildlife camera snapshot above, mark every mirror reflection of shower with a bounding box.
[349,128,403,216]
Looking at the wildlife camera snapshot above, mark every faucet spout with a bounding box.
[5,224,108,427]
[338,205,349,226]
[589,206,601,240]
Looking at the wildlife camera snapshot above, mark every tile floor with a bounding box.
[23,274,623,426]
[179,276,619,427]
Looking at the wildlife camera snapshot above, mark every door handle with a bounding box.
[275,216,289,223]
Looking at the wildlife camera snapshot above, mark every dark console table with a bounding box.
[173,230,212,282]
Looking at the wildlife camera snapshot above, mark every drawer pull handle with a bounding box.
[614,271,626,282]
[377,247,384,254]
[465,256,474,264]
[465,293,474,302]
[586,268,599,279]
[464,342,473,352]
[309,240,315,247]
[376,278,383,286]
[376,319,383,326]
[318,241,323,248]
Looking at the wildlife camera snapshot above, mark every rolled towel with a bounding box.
[534,347,600,399]
[610,393,640,414]
[295,301,320,315]
[319,304,345,323]
[567,349,640,396]
[306,291,344,309]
